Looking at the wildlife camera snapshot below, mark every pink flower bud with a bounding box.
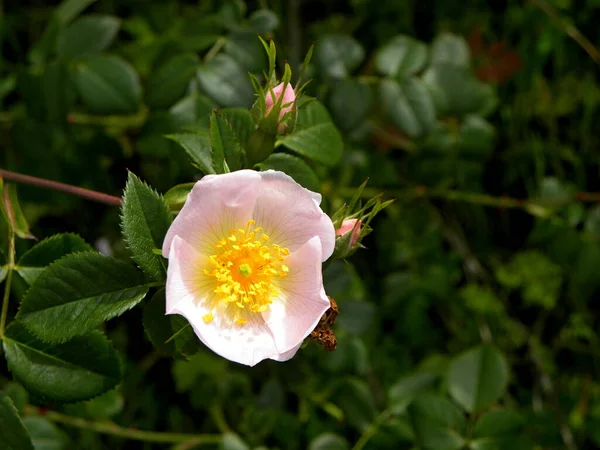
[336,219,361,248]
[265,82,296,132]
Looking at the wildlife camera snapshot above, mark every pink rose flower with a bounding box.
[336,218,361,248]
[265,82,296,133]
[162,170,335,366]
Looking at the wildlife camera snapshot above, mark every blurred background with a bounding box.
[2,0,600,449]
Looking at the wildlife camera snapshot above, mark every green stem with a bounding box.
[352,409,392,450]
[24,406,222,446]
[204,37,227,62]
[0,230,14,339]
[337,186,600,212]
[67,108,148,128]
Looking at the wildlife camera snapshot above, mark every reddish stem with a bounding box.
[0,168,122,207]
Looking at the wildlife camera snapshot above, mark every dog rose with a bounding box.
[162,170,335,366]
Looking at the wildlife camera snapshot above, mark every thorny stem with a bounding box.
[0,169,122,207]
[0,230,14,339]
[24,406,222,446]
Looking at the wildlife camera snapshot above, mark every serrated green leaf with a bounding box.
[74,55,141,114]
[0,391,34,450]
[220,108,255,148]
[210,111,242,171]
[166,132,215,174]
[3,323,121,403]
[379,78,436,138]
[259,152,320,192]
[447,345,508,413]
[375,35,428,78]
[17,252,149,343]
[22,416,70,450]
[315,34,364,79]
[146,53,199,109]
[63,389,123,420]
[0,180,35,240]
[197,54,254,107]
[143,288,201,358]
[164,183,195,212]
[15,234,93,285]
[121,172,172,281]
[56,15,120,59]
[277,99,343,166]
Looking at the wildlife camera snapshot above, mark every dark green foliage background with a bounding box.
[2,0,600,449]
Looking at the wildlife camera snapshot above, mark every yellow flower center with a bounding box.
[203,220,289,325]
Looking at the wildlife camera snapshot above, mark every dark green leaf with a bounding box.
[22,416,70,450]
[335,378,377,431]
[121,172,172,280]
[63,389,123,420]
[247,9,279,33]
[259,152,320,192]
[0,391,34,450]
[197,54,254,107]
[16,234,93,285]
[166,132,215,174]
[472,409,525,438]
[308,433,350,450]
[146,53,199,109]
[143,288,201,358]
[74,55,141,114]
[328,79,372,132]
[225,32,266,73]
[408,394,466,450]
[447,345,509,413]
[379,78,436,138]
[315,34,364,79]
[388,371,438,414]
[164,183,194,212]
[277,99,343,166]
[430,33,470,67]
[423,65,491,117]
[0,180,35,240]
[56,15,120,59]
[3,323,122,403]
[375,35,428,78]
[220,432,250,450]
[17,252,149,343]
[210,111,242,171]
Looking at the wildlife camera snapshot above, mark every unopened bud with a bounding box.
[336,219,361,247]
[333,219,362,258]
[265,82,296,134]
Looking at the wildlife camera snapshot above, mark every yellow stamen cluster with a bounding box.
[203,220,289,325]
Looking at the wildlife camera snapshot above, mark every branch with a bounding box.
[24,406,222,446]
[0,169,122,207]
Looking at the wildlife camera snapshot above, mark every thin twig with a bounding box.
[24,406,222,446]
[0,169,122,207]
[530,0,600,63]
